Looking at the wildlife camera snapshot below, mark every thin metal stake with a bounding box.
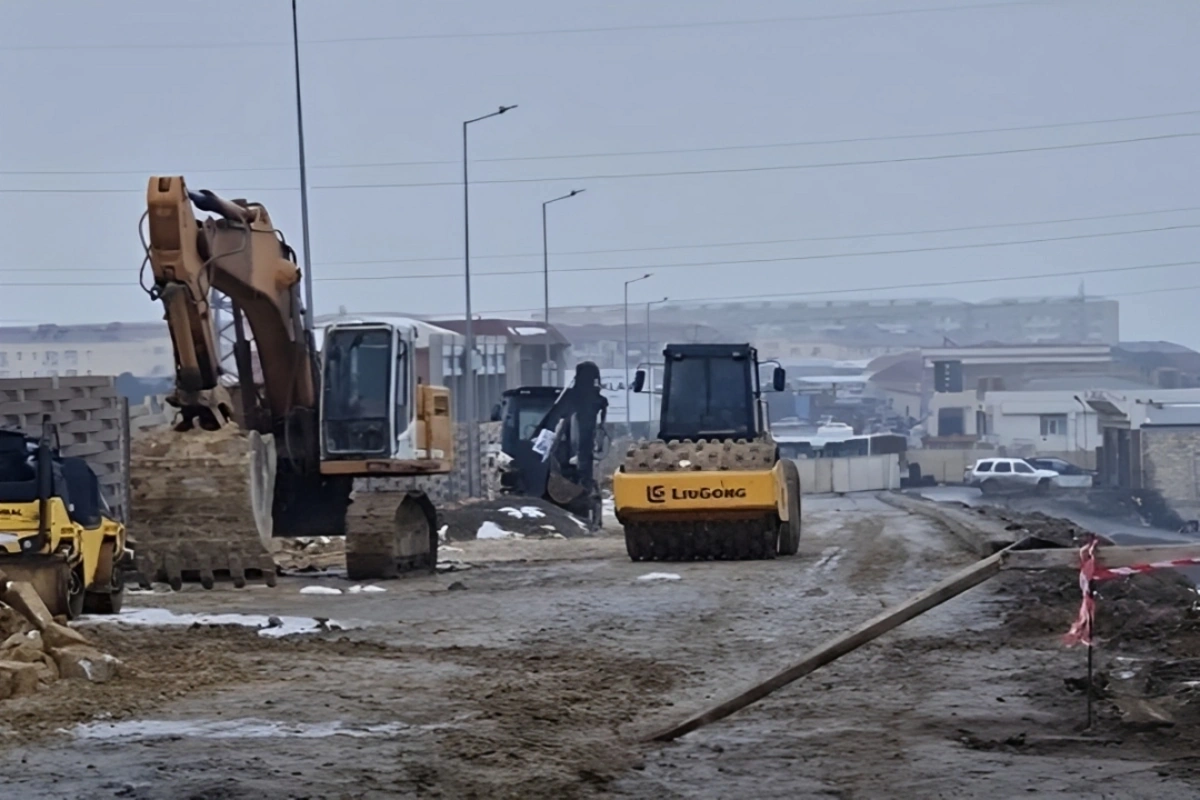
[1086,578,1095,729]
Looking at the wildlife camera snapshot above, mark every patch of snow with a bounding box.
[678,459,692,469]
[76,608,349,638]
[71,718,414,741]
[300,586,343,596]
[438,545,465,554]
[498,506,546,519]
[568,515,589,531]
[509,326,546,337]
[637,572,682,582]
[347,585,387,594]
[477,521,523,540]
[540,524,557,531]
[438,525,449,542]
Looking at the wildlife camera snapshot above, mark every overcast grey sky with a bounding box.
[2,1,1198,344]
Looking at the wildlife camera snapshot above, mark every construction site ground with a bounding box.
[3,494,1200,799]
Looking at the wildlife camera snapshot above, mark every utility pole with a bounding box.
[291,0,314,332]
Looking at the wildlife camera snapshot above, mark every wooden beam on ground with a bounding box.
[647,548,1009,743]
[1002,542,1200,571]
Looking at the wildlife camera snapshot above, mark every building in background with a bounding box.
[0,322,172,379]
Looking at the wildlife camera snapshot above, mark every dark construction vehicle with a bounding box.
[492,363,609,529]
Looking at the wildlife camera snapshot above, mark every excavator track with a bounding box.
[342,480,440,581]
[128,425,278,589]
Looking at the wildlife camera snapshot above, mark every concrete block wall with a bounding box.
[354,421,503,504]
[0,376,130,520]
[1141,428,1200,519]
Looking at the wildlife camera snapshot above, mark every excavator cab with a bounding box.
[319,322,411,460]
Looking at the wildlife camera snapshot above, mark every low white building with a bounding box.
[927,380,1200,459]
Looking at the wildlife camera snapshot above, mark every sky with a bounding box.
[1,0,1199,345]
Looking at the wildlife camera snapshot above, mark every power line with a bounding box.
[4,131,1197,196]
[0,2,1043,52]
[7,108,1198,176]
[4,227,1197,287]
[312,132,1200,190]
[425,259,1200,318]
[5,204,1197,273]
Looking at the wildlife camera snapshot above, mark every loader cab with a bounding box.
[634,344,785,443]
[319,321,414,460]
[493,386,561,454]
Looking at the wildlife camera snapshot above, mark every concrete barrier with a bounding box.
[794,454,901,494]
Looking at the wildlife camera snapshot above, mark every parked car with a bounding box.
[1023,457,1095,477]
[966,458,1060,494]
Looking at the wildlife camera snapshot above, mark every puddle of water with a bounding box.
[71,718,409,741]
[75,608,353,637]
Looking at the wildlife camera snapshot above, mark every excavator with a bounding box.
[131,176,453,587]
[611,343,802,560]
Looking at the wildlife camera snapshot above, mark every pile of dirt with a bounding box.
[441,496,591,542]
[0,574,122,701]
[996,566,1200,646]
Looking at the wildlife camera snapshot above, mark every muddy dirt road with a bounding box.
[1,495,1198,798]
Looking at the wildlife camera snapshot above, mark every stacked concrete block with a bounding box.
[0,376,130,520]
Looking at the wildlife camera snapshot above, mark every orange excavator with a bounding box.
[130,176,453,587]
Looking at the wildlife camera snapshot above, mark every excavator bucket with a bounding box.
[128,424,278,589]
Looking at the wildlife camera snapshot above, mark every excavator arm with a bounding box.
[143,176,315,432]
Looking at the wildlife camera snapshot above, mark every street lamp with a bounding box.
[463,104,517,499]
[623,273,652,427]
[646,296,669,422]
[542,188,585,385]
[291,0,314,332]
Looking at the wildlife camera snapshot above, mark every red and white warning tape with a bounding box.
[1063,539,1097,647]
[1063,537,1200,646]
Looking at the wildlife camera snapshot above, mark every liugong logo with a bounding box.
[645,485,747,503]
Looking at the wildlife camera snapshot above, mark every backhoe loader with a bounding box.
[131,176,453,587]
[0,419,131,618]
[612,344,802,560]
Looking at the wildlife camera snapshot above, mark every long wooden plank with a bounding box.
[1002,543,1200,571]
[648,548,1008,742]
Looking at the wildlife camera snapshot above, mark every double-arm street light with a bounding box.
[463,104,517,497]
[646,296,669,422]
[623,274,653,424]
[542,188,585,384]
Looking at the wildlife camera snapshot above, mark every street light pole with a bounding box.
[623,273,652,430]
[291,0,314,332]
[463,104,517,498]
[541,188,585,386]
[646,297,668,423]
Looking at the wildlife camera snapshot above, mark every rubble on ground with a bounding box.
[0,570,122,701]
